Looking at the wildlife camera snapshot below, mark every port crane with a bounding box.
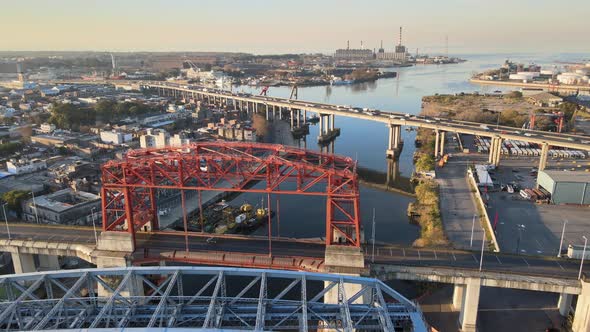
[260,86,270,96]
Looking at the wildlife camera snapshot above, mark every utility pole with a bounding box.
[470,214,476,248]
[479,226,486,272]
[31,188,39,224]
[558,219,568,257]
[371,208,376,263]
[91,207,98,245]
[2,203,10,240]
[579,236,587,280]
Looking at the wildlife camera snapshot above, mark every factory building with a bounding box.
[375,27,408,63]
[334,41,374,61]
[537,170,590,205]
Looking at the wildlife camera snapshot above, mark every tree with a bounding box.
[0,142,23,157]
[1,190,30,218]
[49,103,96,131]
[506,91,522,99]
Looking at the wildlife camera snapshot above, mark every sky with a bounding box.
[1,0,589,54]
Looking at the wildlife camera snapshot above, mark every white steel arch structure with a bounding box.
[0,266,428,331]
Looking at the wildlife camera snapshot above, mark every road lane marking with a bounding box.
[434,251,438,259]
[495,256,502,264]
[402,248,406,257]
[418,250,421,260]
[452,252,456,261]
[471,253,478,263]
[389,248,392,256]
[556,261,565,271]
[522,257,530,267]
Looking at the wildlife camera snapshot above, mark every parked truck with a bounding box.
[567,244,590,259]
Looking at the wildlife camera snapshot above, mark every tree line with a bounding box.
[49,100,160,131]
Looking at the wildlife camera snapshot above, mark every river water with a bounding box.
[224,53,586,245]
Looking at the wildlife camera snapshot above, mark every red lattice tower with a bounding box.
[101,142,361,247]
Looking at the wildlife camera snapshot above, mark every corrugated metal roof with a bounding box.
[540,170,590,183]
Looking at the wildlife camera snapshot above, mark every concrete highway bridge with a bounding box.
[135,81,590,170]
[2,223,590,332]
[52,79,590,170]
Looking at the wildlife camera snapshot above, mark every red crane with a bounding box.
[260,86,270,96]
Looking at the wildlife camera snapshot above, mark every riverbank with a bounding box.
[407,127,448,248]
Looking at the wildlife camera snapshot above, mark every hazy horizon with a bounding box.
[2,0,589,55]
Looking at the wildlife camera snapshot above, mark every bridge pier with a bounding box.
[558,292,573,317]
[37,254,60,271]
[573,278,590,332]
[386,124,402,158]
[439,131,446,157]
[452,284,465,310]
[457,278,481,332]
[324,246,368,305]
[11,251,36,274]
[434,130,440,158]
[318,114,340,144]
[488,136,503,167]
[539,142,549,171]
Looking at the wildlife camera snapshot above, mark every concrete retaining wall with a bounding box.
[467,170,500,252]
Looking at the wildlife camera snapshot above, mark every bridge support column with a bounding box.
[439,131,446,157]
[558,293,573,317]
[290,109,295,128]
[434,130,440,158]
[37,254,60,271]
[573,278,590,332]
[539,142,549,171]
[452,284,465,310]
[488,137,496,164]
[319,114,324,135]
[494,137,503,167]
[324,246,368,305]
[386,124,401,158]
[458,277,481,332]
[330,114,335,131]
[11,251,35,274]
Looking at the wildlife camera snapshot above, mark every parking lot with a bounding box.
[455,135,590,256]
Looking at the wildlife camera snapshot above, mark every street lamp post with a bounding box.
[479,226,486,272]
[371,208,376,263]
[558,219,568,258]
[91,207,98,245]
[579,236,588,280]
[2,203,10,240]
[470,214,476,248]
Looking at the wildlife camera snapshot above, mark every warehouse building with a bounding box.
[537,170,590,205]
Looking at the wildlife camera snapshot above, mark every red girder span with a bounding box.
[101,142,361,247]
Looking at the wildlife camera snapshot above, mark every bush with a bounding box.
[415,154,435,173]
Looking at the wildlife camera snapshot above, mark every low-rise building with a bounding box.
[537,170,590,205]
[22,188,101,225]
[6,158,47,175]
[140,129,190,148]
[527,92,563,107]
[100,130,133,145]
[39,123,56,134]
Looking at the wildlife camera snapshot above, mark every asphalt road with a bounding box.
[0,224,588,280]
[436,153,484,250]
